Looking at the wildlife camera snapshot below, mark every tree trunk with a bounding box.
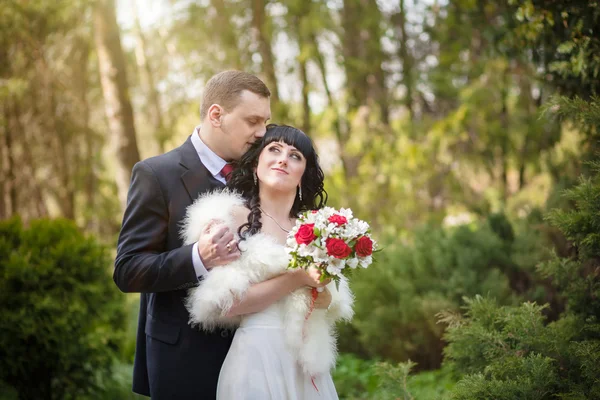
[368,1,389,125]
[393,0,415,123]
[70,33,98,230]
[518,74,537,191]
[132,0,165,154]
[339,0,389,182]
[312,34,341,137]
[46,82,76,220]
[341,0,389,123]
[33,53,75,220]
[94,0,140,206]
[250,0,284,118]
[0,132,4,219]
[212,0,245,70]
[16,98,49,220]
[299,58,310,134]
[339,0,367,181]
[94,0,141,208]
[1,103,16,218]
[311,34,350,177]
[341,0,367,111]
[290,3,311,134]
[499,69,510,200]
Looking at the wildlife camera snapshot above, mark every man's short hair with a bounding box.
[200,71,271,119]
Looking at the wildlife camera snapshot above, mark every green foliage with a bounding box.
[510,0,600,98]
[374,360,457,400]
[339,214,546,369]
[542,96,600,166]
[441,164,600,399]
[542,170,600,319]
[333,353,380,399]
[0,217,126,400]
[88,362,145,400]
[543,96,600,134]
[373,360,418,400]
[3,0,598,396]
[121,296,141,363]
[333,353,456,400]
[403,364,456,400]
[442,297,553,376]
[443,298,600,399]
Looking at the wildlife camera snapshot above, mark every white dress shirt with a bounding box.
[190,125,229,278]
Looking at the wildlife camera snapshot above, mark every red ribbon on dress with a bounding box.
[303,287,320,393]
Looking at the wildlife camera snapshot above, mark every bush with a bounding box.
[333,353,380,399]
[441,164,600,399]
[339,214,546,369]
[90,362,146,400]
[0,217,126,400]
[333,353,457,400]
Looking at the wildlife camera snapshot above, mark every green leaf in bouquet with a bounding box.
[339,267,353,284]
[314,227,321,237]
[303,256,314,270]
[320,269,336,284]
[288,256,297,270]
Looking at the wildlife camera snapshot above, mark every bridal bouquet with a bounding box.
[286,207,377,284]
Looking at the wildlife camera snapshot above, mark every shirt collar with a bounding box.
[190,125,227,179]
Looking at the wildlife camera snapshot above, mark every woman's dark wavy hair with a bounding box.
[227,124,328,240]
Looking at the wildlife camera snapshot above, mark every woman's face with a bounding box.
[256,140,307,194]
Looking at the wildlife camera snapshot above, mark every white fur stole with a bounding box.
[181,190,354,377]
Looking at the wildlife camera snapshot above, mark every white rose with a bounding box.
[346,258,359,269]
[358,256,372,268]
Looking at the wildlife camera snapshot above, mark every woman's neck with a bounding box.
[258,188,296,220]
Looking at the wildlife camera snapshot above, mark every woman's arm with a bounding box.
[226,268,329,317]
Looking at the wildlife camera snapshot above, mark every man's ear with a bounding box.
[207,104,223,127]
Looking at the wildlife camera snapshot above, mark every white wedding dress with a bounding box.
[181,191,354,400]
[216,302,339,400]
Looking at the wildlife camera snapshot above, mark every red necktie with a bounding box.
[220,163,234,182]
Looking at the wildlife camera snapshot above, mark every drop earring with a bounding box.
[253,172,258,186]
[298,185,303,201]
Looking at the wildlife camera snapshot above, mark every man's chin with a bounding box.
[233,151,246,161]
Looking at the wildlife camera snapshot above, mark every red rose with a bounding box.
[326,238,352,259]
[311,210,318,214]
[295,223,317,245]
[355,236,373,257]
[328,214,348,226]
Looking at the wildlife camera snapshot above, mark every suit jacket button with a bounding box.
[220,330,229,338]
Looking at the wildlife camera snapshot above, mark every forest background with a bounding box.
[1,0,599,399]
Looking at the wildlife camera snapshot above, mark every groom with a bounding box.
[114,71,271,399]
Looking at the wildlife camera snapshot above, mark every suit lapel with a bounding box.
[178,136,224,202]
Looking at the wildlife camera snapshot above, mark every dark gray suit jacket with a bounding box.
[114,136,233,399]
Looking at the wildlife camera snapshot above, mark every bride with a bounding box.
[181,124,353,399]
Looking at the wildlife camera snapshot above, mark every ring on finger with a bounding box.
[226,243,232,252]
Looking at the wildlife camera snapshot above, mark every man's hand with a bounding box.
[197,220,240,269]
[313,287,332,310]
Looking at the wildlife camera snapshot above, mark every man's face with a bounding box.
[220,90,271,161]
